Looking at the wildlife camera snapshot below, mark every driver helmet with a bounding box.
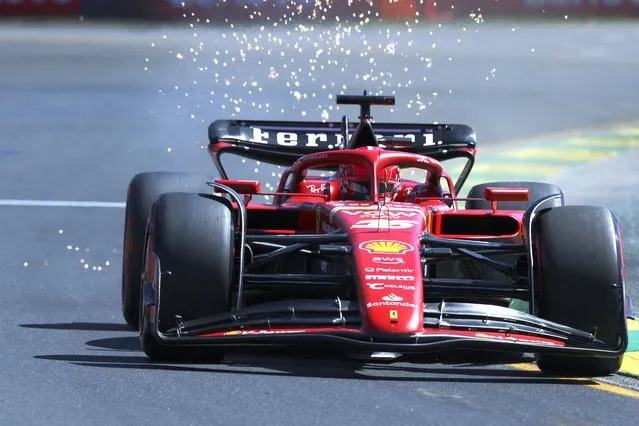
[338,164,401,201]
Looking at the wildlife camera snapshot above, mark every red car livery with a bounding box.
[122,93,630,377]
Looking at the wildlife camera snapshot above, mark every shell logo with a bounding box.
[359,240,414,254]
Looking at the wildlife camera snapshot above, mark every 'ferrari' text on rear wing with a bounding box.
[208,119,477,192]
[209,119,475,152]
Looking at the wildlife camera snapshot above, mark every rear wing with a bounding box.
[208,119,477,193]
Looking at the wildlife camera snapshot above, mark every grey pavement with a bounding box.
[0,21,638,425]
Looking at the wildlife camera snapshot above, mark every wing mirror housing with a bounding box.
[483,187,529,213]
[214,179,261,194]
[214,179,261,205]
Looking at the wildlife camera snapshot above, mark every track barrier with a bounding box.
[1,0,638,20]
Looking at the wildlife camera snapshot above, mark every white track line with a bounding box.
[0,199,125,208]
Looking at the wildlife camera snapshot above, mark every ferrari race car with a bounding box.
[121,93,630,376]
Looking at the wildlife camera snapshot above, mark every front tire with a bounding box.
[140,192,234,362]
[533,205,627,376]
[121,171,218,329]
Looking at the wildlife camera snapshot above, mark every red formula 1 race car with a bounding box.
[121,93,630,376]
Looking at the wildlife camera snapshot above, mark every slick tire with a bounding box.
[464,181,564,211]
[121,171,218,330]
[140,192,234,363]
[533,205,627,377]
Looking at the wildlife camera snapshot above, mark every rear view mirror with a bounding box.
[483,187,529,213]
[214,179,261,194]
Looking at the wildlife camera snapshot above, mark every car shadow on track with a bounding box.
[32,351,598,385]
[22,321,604,385]
[26,336,595,385]
[19,322,133,332]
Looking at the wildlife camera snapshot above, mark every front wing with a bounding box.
[147,299,626,359]
[144,187,627,360]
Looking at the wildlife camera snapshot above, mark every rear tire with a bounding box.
[462,181,565,310]
[464,181,564,211]
[533,205,626,376]
[121,171,218,329]
[140,192,234,362]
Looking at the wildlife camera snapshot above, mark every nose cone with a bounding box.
[329,204,427,335]
[357,245,424,333]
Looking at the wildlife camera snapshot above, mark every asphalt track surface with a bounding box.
[1,21,639,425]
